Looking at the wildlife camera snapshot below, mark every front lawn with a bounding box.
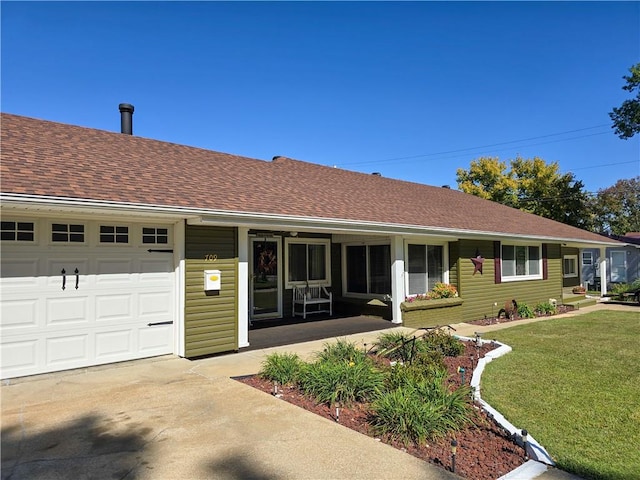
[482,311,640,480]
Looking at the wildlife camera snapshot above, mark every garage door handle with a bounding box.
[75,268,79,289]
[147,321,174,326]
[61,269,66,290]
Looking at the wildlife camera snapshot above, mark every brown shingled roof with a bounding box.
[0,112,616,245]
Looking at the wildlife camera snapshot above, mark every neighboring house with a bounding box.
[580,233,640,291]
[0,109,623,378]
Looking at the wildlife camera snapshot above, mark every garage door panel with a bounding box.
[95,258,135,281]
[1,338,39,375]
[95,329,134,359]
[139,291,173,317]
[45,259,90,289]
[140,258,173,275]
[95,293,134,322]
[139,324,173,353]
[46,334,89,366]
[47,296,90,325]
[0,258,39,283]
[1,298,39,330]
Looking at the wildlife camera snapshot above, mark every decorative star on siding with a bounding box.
[471,249,485,275]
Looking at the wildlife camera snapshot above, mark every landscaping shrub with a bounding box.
[259,352,303,385]
[374,331,429,362]
[535,301,557,315]
[370,374,473,445]
[298,356,384,406]
[385,362,445,391]
[517,303,535,319]
[315,338,366,364]
[419,330,465,357]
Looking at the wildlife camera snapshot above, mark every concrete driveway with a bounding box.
[1,349,456,480]
[5,303,628,479]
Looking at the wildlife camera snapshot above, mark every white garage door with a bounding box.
[1,219,176,379]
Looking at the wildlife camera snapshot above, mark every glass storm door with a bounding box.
[610,251,627,283]
[251,238,282,319]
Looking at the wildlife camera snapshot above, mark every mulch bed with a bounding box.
[236,341,528,480]
[466,304,575,326]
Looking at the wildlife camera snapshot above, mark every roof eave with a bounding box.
[1,193,622,247]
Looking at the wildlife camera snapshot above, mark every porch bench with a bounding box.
[293,285,332,319]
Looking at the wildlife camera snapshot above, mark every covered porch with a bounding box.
[246,314,395,351]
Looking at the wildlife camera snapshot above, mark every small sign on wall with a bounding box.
[204,270,221,291]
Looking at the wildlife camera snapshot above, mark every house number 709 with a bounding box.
[204,254,218,262]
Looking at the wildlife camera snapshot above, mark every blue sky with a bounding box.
[2,1,639,194]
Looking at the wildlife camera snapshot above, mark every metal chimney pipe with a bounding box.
[118,103,134,135]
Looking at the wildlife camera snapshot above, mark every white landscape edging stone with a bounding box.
[455,335,556,475]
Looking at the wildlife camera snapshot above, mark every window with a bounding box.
[52,223,85,243]
[345,244,391,295]
[582,252,593,266]
[285,239,330,285]
[142,227,168,244]
[100,225,129,244]
[407,244,444,295]
[1,221,35,241]
[501,244,541,281]
[563,255,578,278]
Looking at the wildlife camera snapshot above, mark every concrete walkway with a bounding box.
[2,303,635,479]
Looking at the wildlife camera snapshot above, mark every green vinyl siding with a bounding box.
[184,225,238,357]
[448,241,459,289]
[455,240,562,323]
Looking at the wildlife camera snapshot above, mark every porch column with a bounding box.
[238,227,250,348]
[390,236,405,324]
[599,246,607,297]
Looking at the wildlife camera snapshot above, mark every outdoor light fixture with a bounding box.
[522,429,529,460]
[475,331,482,347]
[335,403,340,423]
[450,439,458,473]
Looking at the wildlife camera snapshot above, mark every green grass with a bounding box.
[482,311,640,480]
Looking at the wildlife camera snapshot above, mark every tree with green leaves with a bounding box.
[589,177,640,235]
[456,156,592,229]
[609,63,640,139]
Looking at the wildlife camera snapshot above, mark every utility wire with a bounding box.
[337,124,612,167]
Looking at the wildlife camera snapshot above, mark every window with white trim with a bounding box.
[1,221,35,242]
[501,244,541,281]
[285,238,331,286]
[52,223,85,243]
[563,255,578,278]
[100,225,129,244]
[345,244,391,295]
[582,251,593,266]
[407,244,444,295]
[142,227,168,244]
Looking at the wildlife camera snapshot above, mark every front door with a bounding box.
[610,251,627,283]
[250,238,282,319]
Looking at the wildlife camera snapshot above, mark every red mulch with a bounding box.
[466,305,575,326]
[236,341,527,480]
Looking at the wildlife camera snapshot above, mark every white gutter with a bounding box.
[0,193,622,247]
